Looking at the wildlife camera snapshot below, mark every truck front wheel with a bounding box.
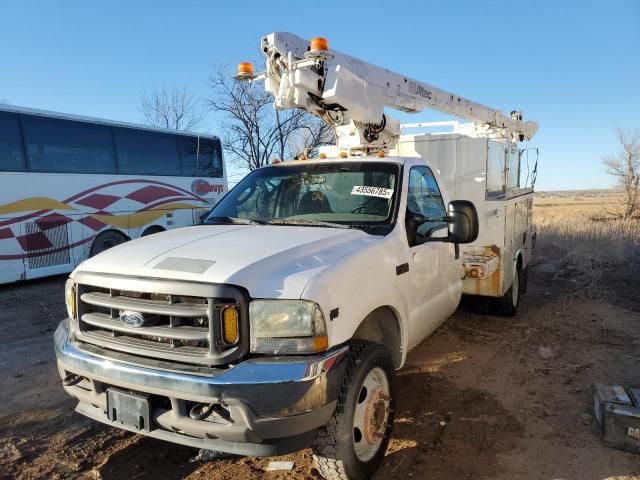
[312,341,396,480]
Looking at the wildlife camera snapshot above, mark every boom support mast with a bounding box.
[238,32,538,154]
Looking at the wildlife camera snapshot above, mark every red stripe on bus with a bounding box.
[64,179,204,203]
[0,179,207,228]
[0,209,51,228]
[0,236,93,260]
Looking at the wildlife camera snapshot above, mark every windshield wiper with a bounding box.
[203,216,266,225]
[265,218,350,229]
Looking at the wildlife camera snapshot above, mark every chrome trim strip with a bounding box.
[81,313,209,342]
[81,292,208,318]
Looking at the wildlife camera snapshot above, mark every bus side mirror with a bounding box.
[446,200,478,244]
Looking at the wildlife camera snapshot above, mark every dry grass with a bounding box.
[534,196,640,296]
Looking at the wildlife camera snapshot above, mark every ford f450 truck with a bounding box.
[55,33,538,480]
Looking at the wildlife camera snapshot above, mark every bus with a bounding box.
[0,104,227,284]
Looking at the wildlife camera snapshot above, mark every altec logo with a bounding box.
[191,179,225,195]
[408,81,432,100]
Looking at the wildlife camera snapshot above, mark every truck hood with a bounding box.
[77,225,381,298]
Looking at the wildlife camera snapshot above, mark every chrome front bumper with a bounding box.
[54,319,348,455]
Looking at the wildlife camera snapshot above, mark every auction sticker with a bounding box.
[351,186,394,199]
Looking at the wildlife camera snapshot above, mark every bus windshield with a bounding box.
[205,161,399,229]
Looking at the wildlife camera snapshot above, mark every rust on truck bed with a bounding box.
[461,245,503,297]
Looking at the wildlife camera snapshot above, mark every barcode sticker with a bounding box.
[351,186,394,199]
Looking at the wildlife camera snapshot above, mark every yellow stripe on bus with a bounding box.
[89,202,199,229]
[0,197,76,215]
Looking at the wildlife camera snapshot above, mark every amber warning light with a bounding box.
[235,62,254,80]
[310,37,329,52]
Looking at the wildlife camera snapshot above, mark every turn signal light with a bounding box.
[310,37,329,52]
[221,306,239,345]
[339,151,348,158]
[314,335,329,352]
[236,62,254,79]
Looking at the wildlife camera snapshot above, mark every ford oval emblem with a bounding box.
[119,310,146,328]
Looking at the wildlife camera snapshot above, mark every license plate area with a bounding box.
[107,388,151,432]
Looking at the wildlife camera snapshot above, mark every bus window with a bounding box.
[197,138,223,178]
[114,127,181,176]
[0,111,26,172]
[177,136,198,177]
[21,114,116,174]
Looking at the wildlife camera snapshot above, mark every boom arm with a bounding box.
[239,32,538,153]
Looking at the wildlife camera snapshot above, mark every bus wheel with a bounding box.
[312,341,395,480]
[90,231,127,257]
[142,226,165,237]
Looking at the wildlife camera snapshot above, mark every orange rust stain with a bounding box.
[465,245,503,297]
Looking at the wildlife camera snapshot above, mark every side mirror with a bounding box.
[199,211,209,224]
[404,210,426,247]
[405,200,478,247]
[446,200,478,244]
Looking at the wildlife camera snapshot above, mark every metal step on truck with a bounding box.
[54,32,538,480]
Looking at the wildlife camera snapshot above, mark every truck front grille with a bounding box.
[74,273,249,367]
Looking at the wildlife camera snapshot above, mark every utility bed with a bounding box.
[394,124,538,298]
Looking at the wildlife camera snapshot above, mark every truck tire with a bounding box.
[312,341,396,480]
[90,231,127,257]
[495,261,521,317]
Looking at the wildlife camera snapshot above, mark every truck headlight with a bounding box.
[65,278,76,320]
[249,300,328,354]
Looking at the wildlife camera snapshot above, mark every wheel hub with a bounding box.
[363,388,390,443]
[352,367,390,462]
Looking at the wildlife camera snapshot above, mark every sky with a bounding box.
[0,0,638,190]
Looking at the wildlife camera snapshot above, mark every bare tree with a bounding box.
[287,119,335,159]
[603,128,640,219]
[208,66,334,171]
[140,86,204,131]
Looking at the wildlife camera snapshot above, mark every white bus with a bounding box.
[0,104,227,284]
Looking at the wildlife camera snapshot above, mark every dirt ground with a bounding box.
[1,213,640,479]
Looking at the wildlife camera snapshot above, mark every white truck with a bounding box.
[54,32,538,480]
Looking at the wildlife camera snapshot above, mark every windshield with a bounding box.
[204,161,399,228]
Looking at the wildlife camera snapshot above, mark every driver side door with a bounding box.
[406,166,461,349]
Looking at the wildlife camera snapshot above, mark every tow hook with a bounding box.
[62,373,83,387]
[190,402,216,421]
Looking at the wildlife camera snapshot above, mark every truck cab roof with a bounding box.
[268,155,420,168]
